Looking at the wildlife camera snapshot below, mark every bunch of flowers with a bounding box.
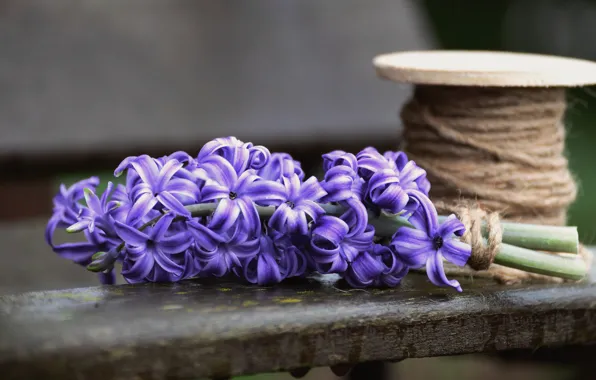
[46,136,586,292]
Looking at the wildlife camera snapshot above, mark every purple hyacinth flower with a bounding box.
[67,184,121,238]
[188,218,260,277]
[240,234,283,285]
[257,152,304,182]
[320,165,366,203]
[371,244,409,287]
[114,213,194,283]
[309,211,375,274]
[356,147,390,180]
[366,169,409,214]
[240,229,309,285]
[45,176,100,247]
[268,174,327,235]
[271,231,309,278]
[45,177,108,265]
[343,250,385,288]
[390,190,471,292]
[322,150,359,172]
[383,151,431,195]
[197,136,271,174]
[124,155,200,223]
[200,155,285,235]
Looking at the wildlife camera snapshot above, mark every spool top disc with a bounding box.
[373,50,596,87]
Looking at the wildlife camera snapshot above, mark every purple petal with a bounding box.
[167,151,193,164]
[235,197,261,237]
[150,213,175,241]
[231,236,261,260]
[53,242,98,265]
[398,161,428,190]
[344,251,384,288]
[114,220,150,245]
[256,253,283,285]
[100,182,115,209]
[67,219,91,233]
[277,243,308,278]
[384,151,409,171]
[198,136,243,162]
[299,176,327,201]
[268,202,289,233]
[188,218,225,253]
[157,159,183,190]
[164,178,200,202]
[247,144,271,170]
[316,256,349,274]
[296,200,325,222]
[130,182,152,200]
[368,170,409,214]
[83,188,103,216]
[200,155,238,189]
[209,198,241,232]
[114,156,137,177]
[391,227,433,268]
[345,224,375,251]
[126,193,158,224]
[281,174,301,200]
[160,232,193,254]
[341,244,360,263]
[153,247,184,277]
[131,155,160,185]
[201,182,230,202]
[201,253,231,277]
[426,250,463,292]
[442,239,472,267]
[341,199,369,237]
[321,166,359,202]
[45,213,62,247]
[438,214,467,238]
[240,177,286,204]
[322,150,358,172]
[269,204,309,235]
[312,216,349,246]
[122,251,155,283]
[407,190,439,236]
[157,192,191,217]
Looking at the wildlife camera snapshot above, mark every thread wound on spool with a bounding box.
[401,85,576,227]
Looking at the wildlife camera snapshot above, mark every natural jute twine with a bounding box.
[400,85,591,284]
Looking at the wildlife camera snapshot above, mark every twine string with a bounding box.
[399,85,588,282]
[400,85,576,227]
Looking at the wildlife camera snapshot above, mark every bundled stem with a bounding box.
[182,202,585,281]
[82,202,584,280]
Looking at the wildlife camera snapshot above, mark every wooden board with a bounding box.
[373,50,596,87]
[2,262,596,380]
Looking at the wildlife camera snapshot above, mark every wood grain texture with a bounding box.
[2,265,596,380]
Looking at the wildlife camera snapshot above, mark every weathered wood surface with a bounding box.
[2,262,596,380]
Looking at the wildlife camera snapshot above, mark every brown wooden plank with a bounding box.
[1,263,596,380]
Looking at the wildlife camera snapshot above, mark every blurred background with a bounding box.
[1,0,595,379]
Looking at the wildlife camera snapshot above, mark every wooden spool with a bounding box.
[373,50,596,283]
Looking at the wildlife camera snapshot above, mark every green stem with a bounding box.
[493,242,586,281]
[438,216,578,254]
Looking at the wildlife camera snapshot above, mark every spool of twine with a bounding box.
[373,51,596,284]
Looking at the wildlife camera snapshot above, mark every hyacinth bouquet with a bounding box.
[45,137,586,292]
